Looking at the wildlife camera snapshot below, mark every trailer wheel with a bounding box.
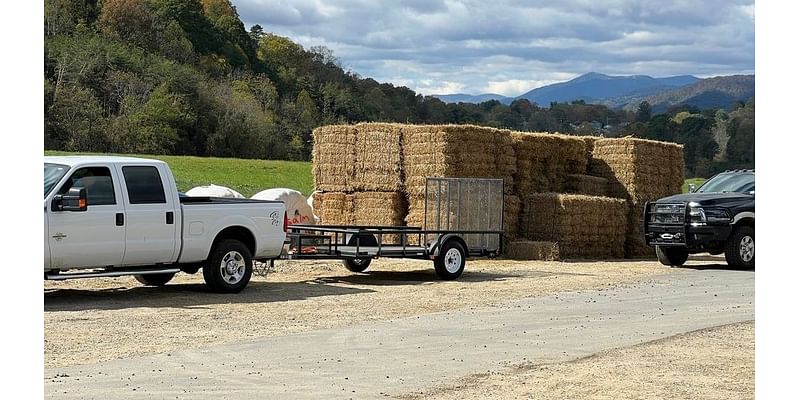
[134,272,175,286]
[434,240,466,280]
[655,246,688,266]
[343,257,372,273]
[203,239,253,293]
[343,233,378,273]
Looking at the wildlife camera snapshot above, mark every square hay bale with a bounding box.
[565,174,608,197]
[511,132,588,195]
[590,137,684,203]
[353,123,404,192]
[402,124,516,196]
[404,193,517,245]
[352,191,407,244]
[504,240,559,261]
[518,193,627,259]
[312,125,356,192]
[312,192,354,225]
[625,201,656,258]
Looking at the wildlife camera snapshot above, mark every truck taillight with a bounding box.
[283,211,288,233]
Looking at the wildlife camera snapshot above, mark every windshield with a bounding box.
[44,163,69,197]
[697,173,755,194]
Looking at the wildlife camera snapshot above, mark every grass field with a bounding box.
[45,151,313,197]
[682,178,707,193]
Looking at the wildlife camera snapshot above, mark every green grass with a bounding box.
[45,151,313,197]
[682,178,707,193]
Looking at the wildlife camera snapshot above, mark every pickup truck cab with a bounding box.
[643,169,754,268]
[44,156,287,293]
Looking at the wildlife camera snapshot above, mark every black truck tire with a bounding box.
[343,234,378,273]
[655,246,689,266]
[134,272,175,286]
[434,240,466,280]
[725,226,755,268]
[203,239,253,293]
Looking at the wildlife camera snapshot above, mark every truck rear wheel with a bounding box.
[203,239,253,293]
[725,226,754,268]
[134,272,175,286]
[434,240,466,280]
[655,246,688,266]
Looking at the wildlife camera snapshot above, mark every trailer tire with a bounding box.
[434,240,466,280]
[134,272,175,286]
[343,233,378,273]
[343,257,372,273]
[655,246,688,266]
[203,239,253,293]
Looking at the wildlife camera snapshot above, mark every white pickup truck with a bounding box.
[44,156,287,293]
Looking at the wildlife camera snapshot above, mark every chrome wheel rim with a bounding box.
[739,235,754,262]
[220,251,246,284]
[444,248,462,274]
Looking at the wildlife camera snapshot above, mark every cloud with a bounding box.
[233,0,755,96]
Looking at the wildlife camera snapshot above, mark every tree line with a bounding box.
[44,0,753,177]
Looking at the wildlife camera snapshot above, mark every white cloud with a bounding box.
[233,0,755,95]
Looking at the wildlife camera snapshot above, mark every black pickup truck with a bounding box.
[643,170,755,267]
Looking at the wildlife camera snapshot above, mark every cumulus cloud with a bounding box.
[233,0,754,96]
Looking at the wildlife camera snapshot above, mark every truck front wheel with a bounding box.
[203,239,253,293]
[655,246,688,266]
[134,272,175,286]
[725,226,754,268]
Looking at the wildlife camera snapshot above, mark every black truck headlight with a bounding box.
[688,206,731,225]
[688,207,706,224]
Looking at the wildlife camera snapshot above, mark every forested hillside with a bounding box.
[44,0,753,177]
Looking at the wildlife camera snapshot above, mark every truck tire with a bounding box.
[342,257,372,273]
[725,226,754,268]
[203,239,253,293]
[134,272,175,286]
[655,246,688,266]
[434,240,466,280]
[343,233,378,273]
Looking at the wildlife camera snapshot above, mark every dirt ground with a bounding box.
[45,257,755,399]
[398,321,754,400]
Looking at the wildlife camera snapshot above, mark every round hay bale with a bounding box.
[186,184,245,199]
[252,188,315,226]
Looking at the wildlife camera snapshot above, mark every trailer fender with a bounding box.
[429,234,469,258]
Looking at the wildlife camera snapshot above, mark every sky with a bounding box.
[234,0,754,97]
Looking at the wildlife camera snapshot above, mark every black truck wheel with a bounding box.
[343,234,378,273]
[725,226,754,268]
[655,246,689,266]
[203,239,253,293]
[434,240,466,280]
[134,272,175,286]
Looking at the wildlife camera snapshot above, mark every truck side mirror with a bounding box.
[688,184,697,193]
[52,187,87,212]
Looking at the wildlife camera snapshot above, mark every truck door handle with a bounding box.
[166,211,174,225]
[116,213,124,226]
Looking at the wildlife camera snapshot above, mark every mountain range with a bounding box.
[432,72,754,111]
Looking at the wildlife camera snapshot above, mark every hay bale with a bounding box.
[565,174,607,197]
[352,191,406,243]
[518,193,627,259]
[504,240,559,261]
[402,124,516,196]
[353,123,404,192]
[579,136,598,173]
[511,132,588,195]
[312,192,354,225]
[312,125,356,192]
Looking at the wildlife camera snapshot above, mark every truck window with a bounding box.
[122,166,167,204]
[58,167,116,206]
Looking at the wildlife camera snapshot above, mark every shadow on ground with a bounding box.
[44,280,375,312]
[311,268,524,286]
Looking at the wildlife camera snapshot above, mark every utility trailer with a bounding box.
[277,178,504,280]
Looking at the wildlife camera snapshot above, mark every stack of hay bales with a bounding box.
[589,137,685,257]
[564,174,608,197]
[402,125,518,240]
[518,193,628,259]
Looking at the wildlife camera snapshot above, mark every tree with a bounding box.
[98,0,157,50]
[635,101,651,122]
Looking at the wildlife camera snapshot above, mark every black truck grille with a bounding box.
[648,203,685,225]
